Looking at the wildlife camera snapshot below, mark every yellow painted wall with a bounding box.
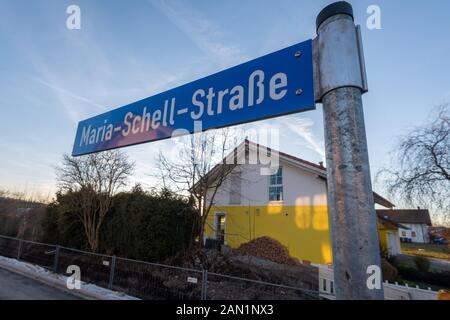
[378,221,397,256]
[205,205,333,265]
[378,229,388,254]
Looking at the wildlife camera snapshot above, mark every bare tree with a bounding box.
[377,104,449,223]
[56,150,134,252]
[156,129,239,247]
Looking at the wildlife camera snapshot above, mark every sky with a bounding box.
[0,0,449,202]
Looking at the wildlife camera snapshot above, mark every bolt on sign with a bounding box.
[71,40,314,156]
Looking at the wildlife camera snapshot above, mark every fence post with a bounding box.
[201,269,208,300]
[108,256,116,290]
[17,239,23,260]
[53,245,60,273]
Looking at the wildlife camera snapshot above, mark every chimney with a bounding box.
[319,161,324,168]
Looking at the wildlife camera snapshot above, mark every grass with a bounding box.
[401,242,450,260]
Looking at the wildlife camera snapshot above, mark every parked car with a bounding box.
[432,237,449,245]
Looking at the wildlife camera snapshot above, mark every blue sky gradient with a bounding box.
[0,0,449,199]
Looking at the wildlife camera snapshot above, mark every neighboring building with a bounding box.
[203,140,401,265]
[376,214,405,257]
[376,209,432,243]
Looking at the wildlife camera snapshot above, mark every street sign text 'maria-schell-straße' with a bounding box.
[72,39,315,156]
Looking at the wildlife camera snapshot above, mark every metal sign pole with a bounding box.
[314,1,384,299]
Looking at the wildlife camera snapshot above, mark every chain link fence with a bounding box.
[0,234,319,300]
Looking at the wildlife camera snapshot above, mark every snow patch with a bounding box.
[0,255,139,300]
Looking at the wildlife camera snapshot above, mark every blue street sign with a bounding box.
[72,39,315,156]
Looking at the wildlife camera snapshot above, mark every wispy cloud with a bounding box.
[33,77,107,115]
[278,116,325,160]
[149,0,247,68]
[233,115,325,161]
[32,76,95,124]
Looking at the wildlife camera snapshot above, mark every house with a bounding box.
[203,140,401,265]
[376,209,432,243]
[376,214,405,257]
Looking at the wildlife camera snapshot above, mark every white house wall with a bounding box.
[209,159,328,207]
[399,223,429,243]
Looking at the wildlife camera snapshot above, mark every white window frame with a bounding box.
[268,167,284,202]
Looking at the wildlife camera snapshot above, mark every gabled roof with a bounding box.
[375,209,432,226]
[245,139,327,174]
[376,213,409,230]
[196,139,395,208]
[244,140,395,208]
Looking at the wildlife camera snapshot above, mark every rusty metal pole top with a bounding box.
[316,1,354,31]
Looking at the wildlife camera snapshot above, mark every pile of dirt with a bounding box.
[236,236,300,266]
[381,258,398,281]
[164,247,319,299]
[169,248,242,274]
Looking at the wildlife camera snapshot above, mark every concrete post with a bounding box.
[53,245,60,273]
[201,269,207,300]
[108,255,116,290]
[17,239,23,260]
[315,1,384,299]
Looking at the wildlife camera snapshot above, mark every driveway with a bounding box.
[0,267,82,300]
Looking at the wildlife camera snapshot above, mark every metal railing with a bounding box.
[0,234,319,300]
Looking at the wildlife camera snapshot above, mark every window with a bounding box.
[401,231,406,237]
[269,167,283,201]
[215,213,226,244]
[411,231,416,237]
[330,281,334,294]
